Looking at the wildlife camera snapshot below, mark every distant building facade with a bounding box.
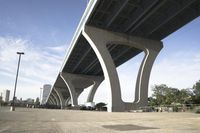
[0,90,10,102]
[41,84,51,105]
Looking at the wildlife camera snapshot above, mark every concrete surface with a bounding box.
[0,107,200,133]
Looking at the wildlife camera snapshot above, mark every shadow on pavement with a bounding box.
[102,124,159,131]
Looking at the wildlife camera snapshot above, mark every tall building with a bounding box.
[2,90,10,102]
[41,84,51,105]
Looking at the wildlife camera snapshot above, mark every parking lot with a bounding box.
[0,107,200,133]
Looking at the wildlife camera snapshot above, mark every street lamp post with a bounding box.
[10,52,24,111]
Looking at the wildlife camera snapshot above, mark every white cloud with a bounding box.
[0,36,66,100]
[92,53,145,103]
[1,37,199,103]
[46,45,67,53]
[150,51,200,90]
[91,50,200,104]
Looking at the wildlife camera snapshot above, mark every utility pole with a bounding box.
[10,52,24,111]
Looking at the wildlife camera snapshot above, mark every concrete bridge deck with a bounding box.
[46,0,200,112]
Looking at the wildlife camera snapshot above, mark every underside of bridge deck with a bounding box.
[46,0,200,112]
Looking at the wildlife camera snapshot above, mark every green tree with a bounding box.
[148,97,157,106]
[34,97,40,107]
[165,88,179,105]
[192,80,200,104]
[178,89,192,104]
[150,84,192,106]
[151,84,168,105]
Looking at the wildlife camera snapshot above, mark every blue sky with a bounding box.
[0,0,200,103]
[0,0,87,100]
[0,0,87,46]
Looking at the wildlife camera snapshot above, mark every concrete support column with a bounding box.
[60,72,103,107]
[87,78,103,102]
[49,99,53,105]
[60,72,79,106]
[54,87,65,109]
[52,92,60,106]
[48,97,53,105]
[65,97,71,106]
[83,26,163,112]
[83,26,125,112]
[49,95,57,105]
[134,49,161,107]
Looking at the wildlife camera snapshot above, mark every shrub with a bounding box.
[195,108,200,114]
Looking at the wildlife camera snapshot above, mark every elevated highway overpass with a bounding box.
[46,0,200,112]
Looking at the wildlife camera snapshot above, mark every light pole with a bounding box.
[10,52,24,111]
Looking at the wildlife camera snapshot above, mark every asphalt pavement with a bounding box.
[0,107,199,133]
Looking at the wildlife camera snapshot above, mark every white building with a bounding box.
[41,84,51,105]
[1,90,10,102]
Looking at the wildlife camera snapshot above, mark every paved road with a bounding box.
[0,107,199,133]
